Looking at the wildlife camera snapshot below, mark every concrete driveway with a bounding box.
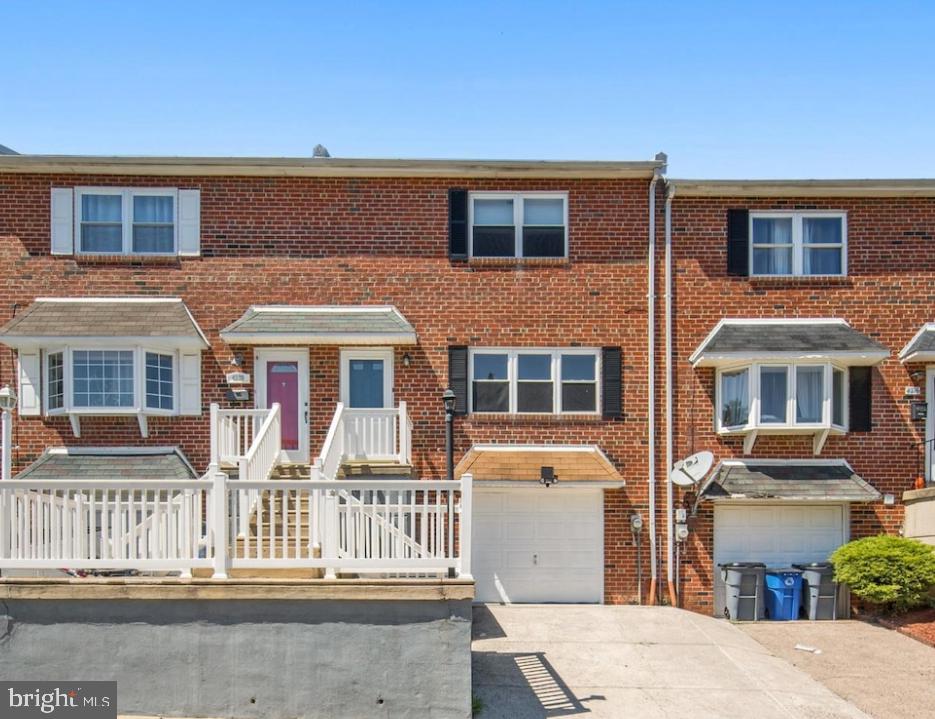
[472,604,868,719]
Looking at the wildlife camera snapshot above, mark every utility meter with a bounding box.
[630,514,643,532]
[675,523,690,542]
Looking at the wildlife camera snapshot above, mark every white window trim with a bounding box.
[468,191,569,259]
[715,360,848,434]
[749,211,847,277]
[42,345,179,417]
[468,348,600,416]
[339,348,394,408]
[74,187,179,256]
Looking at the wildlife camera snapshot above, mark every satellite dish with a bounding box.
[669,451,714,487]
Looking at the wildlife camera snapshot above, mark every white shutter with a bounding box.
[17,351,41,416]
[50,188,74,255]
[177,189,201,256]
[179,352,202,415]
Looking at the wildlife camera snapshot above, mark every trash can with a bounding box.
[793,562,837,620]
[764,568,804,620]
[719,562,766,621]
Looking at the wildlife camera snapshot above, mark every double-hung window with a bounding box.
[77,188,177,255]
[716,361,848,433]
[470,349,599,414]
[470,193,568,259]
[751,212,846,277]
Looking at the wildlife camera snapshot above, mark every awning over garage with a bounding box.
[701,460,880,502]
[220,305,417,345]
[16,446,197,480]
[455,444,624,487]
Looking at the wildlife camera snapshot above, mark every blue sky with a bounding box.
[2,1,934,177]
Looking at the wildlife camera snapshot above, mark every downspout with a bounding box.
[646,158,664,604]
[664,183,677,607]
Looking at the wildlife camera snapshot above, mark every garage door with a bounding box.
[472,488,603,603]
[713,503,847,615]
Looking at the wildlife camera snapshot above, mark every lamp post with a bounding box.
[0,385,17,482]
[443,389,456,481]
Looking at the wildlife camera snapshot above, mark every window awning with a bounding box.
[0,297,209,350]
[16,447,197,480]
[220,305,417,345]
[454,444,624,487]
[700,460,880,502]
[899,323,935,363]
[690,319,888,368]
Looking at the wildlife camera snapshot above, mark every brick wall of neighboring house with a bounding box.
[665,194,935,614]
[0,171,657,604]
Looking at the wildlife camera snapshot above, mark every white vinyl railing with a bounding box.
[0,480,213,570]
[317,402,411,468]
[212,406,274,467]
[0,473,473,579]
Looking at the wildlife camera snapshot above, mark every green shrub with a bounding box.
[830,535,935,613]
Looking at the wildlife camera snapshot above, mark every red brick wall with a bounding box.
[0,172,656,604]
[666,195,935,614]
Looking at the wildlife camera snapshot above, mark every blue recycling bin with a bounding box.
[764,568,804,620]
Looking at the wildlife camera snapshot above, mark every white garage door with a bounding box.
[472,488,603,604]
[713,504,847,568]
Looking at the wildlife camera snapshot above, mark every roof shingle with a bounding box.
[702,461,879,502]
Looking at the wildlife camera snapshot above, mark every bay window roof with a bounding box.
[220,305,417,345]
[700,460,880,503]
[690,319,888,368]
[0,297,208,349]
[16,446,197,480]
[899,323,935,363]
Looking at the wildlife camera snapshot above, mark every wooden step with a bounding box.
[337,462,414,478]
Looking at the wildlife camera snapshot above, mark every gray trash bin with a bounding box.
[793,562,837,620]
[719,562,766,621]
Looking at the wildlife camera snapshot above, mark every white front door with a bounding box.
[340,348,394,409]
[255,349,309,464]
[472,488,604,604]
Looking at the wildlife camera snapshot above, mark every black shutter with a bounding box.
[448,346,468,415]
[448,189,468,259]
[727,209,749,276]
[602,347,622,419]
[849,366,872,432]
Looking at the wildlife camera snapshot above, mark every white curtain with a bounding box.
[752,217,792,274]
[796,367,824,422]
[721,369,749,426]
[760,367,788,423]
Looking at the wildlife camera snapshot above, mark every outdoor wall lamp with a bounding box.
[539,466,558,487]
[402,352,412,367]
[0,384,18,482]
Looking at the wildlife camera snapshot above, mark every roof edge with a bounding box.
[669,178,935,197]
[0,155,664,179]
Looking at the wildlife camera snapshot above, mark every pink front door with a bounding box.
[267,361,299,450]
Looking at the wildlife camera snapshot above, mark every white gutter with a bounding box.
[646,166,662,604]
[664,183,676,605]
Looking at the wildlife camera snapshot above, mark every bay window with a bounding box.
[470,192,568,259]
[77,188,177,255]
[716,361,848,434]
[750,212,846,277]
[43,347,176,416]
[470,349,599,414]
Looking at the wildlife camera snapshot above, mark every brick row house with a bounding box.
[0,152,932,614]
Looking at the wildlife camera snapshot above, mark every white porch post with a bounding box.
[1,408,11,482]
[459,472,473,579]
[209,402,220,471]
[211,469,230,579]
[398,401,409,465]
[323,488,338,579]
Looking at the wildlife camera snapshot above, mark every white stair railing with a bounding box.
[335,402,411,465]
[211,406,272,467]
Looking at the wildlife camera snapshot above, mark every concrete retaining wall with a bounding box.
[0,590,472,719]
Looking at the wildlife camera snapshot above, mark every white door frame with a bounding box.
[255,348,309,464]
[339,348,394,408]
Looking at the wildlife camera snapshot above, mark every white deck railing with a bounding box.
[212,406,272,467]
[315,402,412,474]
[0,473,473,579]
[0,480,213,571]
